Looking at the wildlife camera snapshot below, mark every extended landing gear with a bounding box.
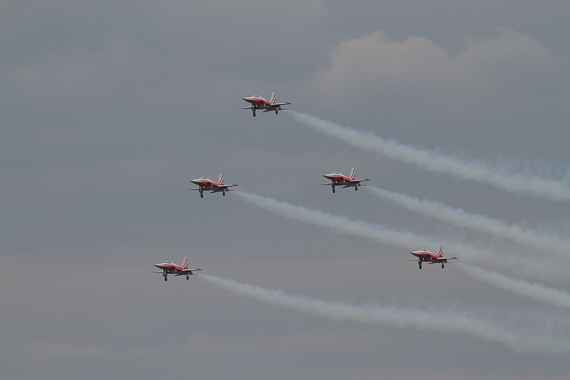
[252,108,256,117]
[442,263,445,269]
[223,191,226,196]
[186,274,190,280]
[275,109,278,115]
[332,185,336,193]
[163,272,168,281]
[355,186,358,191]
[199,188,204,198]
[418,261,422,270]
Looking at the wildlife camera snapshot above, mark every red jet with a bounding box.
[321,168,370,193]
[241,92,290,117]
[409,246,457,269]
[189,174,237,198]
[153,257,201,281]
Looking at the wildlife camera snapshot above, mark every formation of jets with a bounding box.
[408,246,457,269]
[154,93,458,279]
[153,257,201,281]
[241,92,290,117]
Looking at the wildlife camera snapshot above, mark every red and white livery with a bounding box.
[409,246,457,269]
[241,92,290,117]
[189,173,237,198]
[321,168,370,193]
[153,257,201,281]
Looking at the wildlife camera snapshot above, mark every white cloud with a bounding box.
[316,29,557,108]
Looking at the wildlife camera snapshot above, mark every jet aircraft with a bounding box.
[241,92,290,117]
[189,174,237,198]
[408,246,457,269]
[321,168,370,193]
[153,257,201,281]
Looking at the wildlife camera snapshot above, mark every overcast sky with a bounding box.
[2,1,570,379]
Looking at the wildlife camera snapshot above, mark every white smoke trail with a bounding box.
[200,274,570,355]
[235,191,570,281]
[289,111,570,202]
[235,191,569,278]
[456,263,570,309]
[235,191,441,251]
[365,186,570,259]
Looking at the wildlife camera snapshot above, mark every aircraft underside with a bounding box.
[417,258,446,269]
[161,270,191,281]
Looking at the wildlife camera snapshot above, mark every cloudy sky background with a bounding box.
[2,1,570,379]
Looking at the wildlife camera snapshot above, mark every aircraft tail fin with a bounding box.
[217,173,224,185]
[270,92,276,104]
[349,168,356,180]
[437,246,443,257]
[182,257,188,269]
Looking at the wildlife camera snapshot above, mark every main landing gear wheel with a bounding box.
[200,189,203,198]
[223,191,226,196]
[275,110,278,114]
[442,263,445,268]
[253,109,256,117]
[164,274,168,281]
[332,186,336,193]
[186,275,189,280]
[418,261,422,270]
[355,186,358,191]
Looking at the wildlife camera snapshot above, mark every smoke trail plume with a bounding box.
[365,186,570,258]
[456,263,570,309]
[235,191,441,251]
[289,111,570,202]
[235,191,570,281]
[200,274,570,355]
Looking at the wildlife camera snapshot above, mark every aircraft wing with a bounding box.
[175,268,202,276]
[273,102,291,106]
[351,179,371,183]
[429,257,457,263]
[187,188,201,191]
[210,184,238,192]
[321,182,335,186]
[240,106,255,110]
